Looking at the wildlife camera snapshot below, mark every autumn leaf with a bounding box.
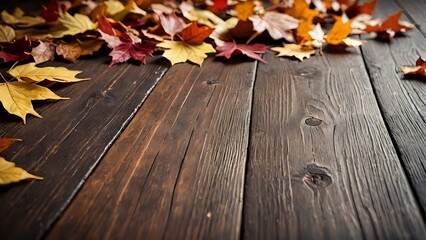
[100,30,155,66]
[235,1,254,21]
[271,44,315,61]
[56,39,103,62]
[104,0,126,16]
[31,41,56,64]
[111,0,146,21]
[325,18,364,47]
[216,40,268,63]
[180,1,225,28]
[207,0,228,14]
[286,0,319,20]
[0,37,32,62]
[0,81,67,123]
[0,156,43,185]
[365,11,414,39]
[157,40,215,66]
[401,57,426,77]
[8,62,90,83]
[345,0,377,19]
[41,0,60,22]
[0,138,21,153]
[158,12,186,38]
[249,11,299,42]
[181,22,214,45]
[51,12,95,38]
[1,8,45,27]
[0,25,15,43]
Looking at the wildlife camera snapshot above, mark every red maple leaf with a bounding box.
[180,22,214,45]
[97,16,116,36]
[345,0,377,19]
[41,0,62,22]
[100,31,155,67]
[0,37,32,62]
[216,40,268,63]
[207,0,228,14]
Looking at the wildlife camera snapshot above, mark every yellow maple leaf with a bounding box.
[51,12,95,38]
[1,8,45,27]
[0,82,67,123]
[157,40,216,66]
[0,156,42,185]
[180,1,225,28]
[0,24,15,43]
[8,63,90,83]
[271,44,316,61]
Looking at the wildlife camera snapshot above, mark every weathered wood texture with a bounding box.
[360,0,426,211]
[243,51,426,239]
[47,57,257,239]
[0,57,168,239]
[395,0,426,37]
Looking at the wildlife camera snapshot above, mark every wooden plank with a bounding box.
[243,51,426,239]
[0,56,169,239]
[360,0,426,211]
[394,0,426,37]
[47,57,257,239]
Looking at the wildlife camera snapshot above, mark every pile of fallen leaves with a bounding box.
[0,0,423,185]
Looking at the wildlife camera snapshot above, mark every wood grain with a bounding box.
[0,56,169,239]
[394,0,426,37]
[243,51,426,239]
[47,57,258,239]
[360,0,426,211]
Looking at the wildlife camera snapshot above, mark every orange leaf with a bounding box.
[181,22,214,45]
[401,57,426,77]
[286,0,319,20]
[297,17,314,44]
[345,0,377,19]
[235,1,254,21]
[0,138,21,153]
[325,18,352,45]
[365,11,414,39]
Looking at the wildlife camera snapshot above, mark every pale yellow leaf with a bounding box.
[104,0,125,16]
[111,0,146,21]
[157,40,216,66]
[8,63,90,83]
[0,24,15,42]
[1,8,45,27]
[0,156,42,185]
[180,1,225,28]
[271,44,315,61]
[51,12,95,38]
[0,82,67,123]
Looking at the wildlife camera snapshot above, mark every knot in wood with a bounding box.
[206,79,219,85]
[305,117,322,126]
[303,164,332,189]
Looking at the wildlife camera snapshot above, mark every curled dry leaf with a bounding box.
[31,41,56,64]
[0,82,67,123]
[216,40,268,63]
[56,39,104,62]
[0,138,21,153]
[401,57,426,77]
[272,43,315,61]
[249,11,299,42]
[157,40,215,65]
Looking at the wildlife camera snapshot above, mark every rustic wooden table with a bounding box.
[1,0,426,239]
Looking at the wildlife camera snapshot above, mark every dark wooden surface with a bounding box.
[243,51,425,239]
[47,57,257,239]
[1,0,426,239]
[0,57,169,239]
[360,0,426,212]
